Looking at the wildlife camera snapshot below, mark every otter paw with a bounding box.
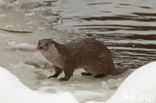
[48,75,58,79]
[59,77,69,81]
[81,72,92,76]
[94,74,106,78]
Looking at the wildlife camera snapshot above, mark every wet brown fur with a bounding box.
[37,38,126,81]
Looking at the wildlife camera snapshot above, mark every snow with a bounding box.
[88,61,156,103]
[0,66,78,103]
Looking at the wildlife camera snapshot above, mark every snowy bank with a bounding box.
[0,66,78,103]
[87,61,156,103]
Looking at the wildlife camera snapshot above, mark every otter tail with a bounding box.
[111,67,127,75]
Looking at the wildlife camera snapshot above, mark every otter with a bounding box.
[37,38,126,81]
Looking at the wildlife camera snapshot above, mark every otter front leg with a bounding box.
[48,66,62,79]
[59,66,74,81]
[81,72,92,76]
[93,73,107,78]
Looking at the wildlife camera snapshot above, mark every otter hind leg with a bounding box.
[94,73,107,78]
[81,72,92,76]
[48,66,62,79]
[59,77,70,81]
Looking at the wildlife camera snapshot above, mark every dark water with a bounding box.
[51,0,156,69]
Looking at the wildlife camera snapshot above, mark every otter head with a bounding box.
[37,39,62,68]
[37,39,53,51]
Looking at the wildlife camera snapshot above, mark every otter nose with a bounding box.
[37,45,43,49]
[39,46,43,49]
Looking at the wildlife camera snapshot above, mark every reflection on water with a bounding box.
[51,0,156,69]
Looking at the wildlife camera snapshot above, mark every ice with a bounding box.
[7,62,39,88]
[101,81,110,89]
[5,41,37,51]
[106,78,124,89]
[0,0,19,7]
[25,12,35,17]
[0,66,78,103]
[4,24,14,29]
[24,52,52,69]
[0,0,7,6]
[0,13,6,18]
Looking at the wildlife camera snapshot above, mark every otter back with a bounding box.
[64,38,115,76]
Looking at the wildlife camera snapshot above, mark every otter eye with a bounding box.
[45,43,49,46]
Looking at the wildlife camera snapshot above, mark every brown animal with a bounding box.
[37,38,126,81]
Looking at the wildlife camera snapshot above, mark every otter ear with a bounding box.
[38,40,41,44]
[49,40,54,46]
